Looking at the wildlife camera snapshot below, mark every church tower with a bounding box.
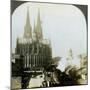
[33,20,37,41]
[23,8,32,38]
[35,9,43,40]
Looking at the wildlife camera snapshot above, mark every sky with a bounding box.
[12,2,87,58]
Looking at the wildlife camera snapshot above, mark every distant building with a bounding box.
[14,8,52,72]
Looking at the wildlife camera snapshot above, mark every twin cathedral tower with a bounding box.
[24,8,43,40]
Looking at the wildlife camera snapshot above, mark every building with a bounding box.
[14,8,52,72]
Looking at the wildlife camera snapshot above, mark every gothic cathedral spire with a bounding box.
[24,7,32,38]
[35,9,43,40]
[33,20,37,41]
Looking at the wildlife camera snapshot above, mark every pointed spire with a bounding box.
[35,9,43,40]
[37,8,41,24]
[33,20,37,41]
[33,20,36,33]
[24,7,32,38]
[26,7,30,25]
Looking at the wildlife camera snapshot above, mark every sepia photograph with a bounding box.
[11,0,88,89]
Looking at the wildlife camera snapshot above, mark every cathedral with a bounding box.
[15,8,52,72]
